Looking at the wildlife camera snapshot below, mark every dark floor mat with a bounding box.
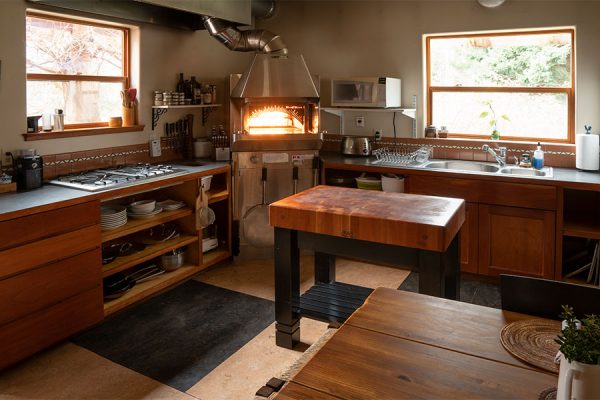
[398,272,501,308]
[73,281,274,392]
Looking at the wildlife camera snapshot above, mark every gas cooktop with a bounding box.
[49,164,186,192]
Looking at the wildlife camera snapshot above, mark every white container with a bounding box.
[575,133,600,171]
[193,139,213,158]
[557,353,600,400]
[381,174,405,193]
[200,175,212,192]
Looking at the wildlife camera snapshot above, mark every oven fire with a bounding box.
[246,105,312,135]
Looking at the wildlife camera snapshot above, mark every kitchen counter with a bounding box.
[0,161,229,221]
[320,152,600,191]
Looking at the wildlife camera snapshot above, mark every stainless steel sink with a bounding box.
[420,160,553,178]
[498,167,553,177]
[423,161,501,173]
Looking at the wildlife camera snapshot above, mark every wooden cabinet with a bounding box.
[316,170,560,278]
[478,205,555,279]
[0,200,103,370]
[460,203,479,274]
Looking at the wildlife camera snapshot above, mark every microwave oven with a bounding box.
[330,77,401,108]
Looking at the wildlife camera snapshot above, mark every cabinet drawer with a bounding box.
[0,224,100,279]
[408,175,557,210]
[0,201,99,251]
[0,249,101,326]
[0,287,103,371]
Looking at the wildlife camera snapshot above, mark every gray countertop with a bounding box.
[320,152,600,190]
[0,161,229,220]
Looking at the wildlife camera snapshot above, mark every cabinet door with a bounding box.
[461,203,479,274]
[478,205,555,278]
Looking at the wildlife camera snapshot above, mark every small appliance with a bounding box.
[341,136,372,156]
[14,153,43,191]
[331,77,401,108]
[26,115,42,133]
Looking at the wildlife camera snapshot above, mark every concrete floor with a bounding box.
[0,257,409,400]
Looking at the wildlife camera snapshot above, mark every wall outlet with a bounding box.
[355,116,365,128]
[149,139,161,157]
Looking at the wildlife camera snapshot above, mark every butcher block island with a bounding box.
[269,185,465,348]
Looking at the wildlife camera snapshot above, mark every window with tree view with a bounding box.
[26,14,129,128]
[426,29,574,142]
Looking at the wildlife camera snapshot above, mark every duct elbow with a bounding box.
[203,16,287,54]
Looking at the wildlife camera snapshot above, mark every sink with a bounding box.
[423,161,501,173]
[498,167,553,177]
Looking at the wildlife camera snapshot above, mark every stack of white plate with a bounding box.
[101,205,128,230]
[157,199,185,211]
[127,205,163,219]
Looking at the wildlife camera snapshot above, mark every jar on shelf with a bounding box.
[425,125,437,138]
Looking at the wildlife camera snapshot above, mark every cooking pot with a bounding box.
[341,136,372,156]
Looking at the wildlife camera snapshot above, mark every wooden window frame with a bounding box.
[426,28,575,144]
[26,12,130,129]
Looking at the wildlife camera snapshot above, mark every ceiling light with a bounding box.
[477,0,506,8]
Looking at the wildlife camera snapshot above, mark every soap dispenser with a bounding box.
[532,142,544,170]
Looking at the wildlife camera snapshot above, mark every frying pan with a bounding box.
[243,167,273,247]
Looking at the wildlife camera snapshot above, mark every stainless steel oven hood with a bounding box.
[231,54,319,100]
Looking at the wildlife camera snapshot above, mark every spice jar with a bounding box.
[425,125,437,138]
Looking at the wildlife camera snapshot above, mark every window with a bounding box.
[26,13,129,129]
[426,29,574,143]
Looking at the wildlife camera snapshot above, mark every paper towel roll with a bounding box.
[576,133,600,171]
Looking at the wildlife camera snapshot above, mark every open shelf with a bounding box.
[104,264,201,316]
[563,214,600,240]
[102,235,198,278]
[101,208,193,243]
[207,188,229,204]
[563,277,600,289]
[321,106,416,119]
[103,247,231,316]
[201,247,230,267]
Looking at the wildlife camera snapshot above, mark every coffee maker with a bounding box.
[10,150,43,191]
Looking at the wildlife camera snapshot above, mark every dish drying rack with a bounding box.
[371,146,432,166]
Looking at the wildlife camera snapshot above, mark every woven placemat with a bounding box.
[500,319,561,373]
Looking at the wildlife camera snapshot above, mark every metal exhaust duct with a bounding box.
[203,0,319,99]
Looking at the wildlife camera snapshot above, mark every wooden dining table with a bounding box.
[274,288,558,399]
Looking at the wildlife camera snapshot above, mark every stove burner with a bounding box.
[49,164,186,192]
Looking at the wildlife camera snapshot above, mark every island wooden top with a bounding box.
[269,185,465,252]
[276,288,557,400]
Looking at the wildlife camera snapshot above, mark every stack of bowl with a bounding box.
[101,205,128,230]
[127,200,162,219]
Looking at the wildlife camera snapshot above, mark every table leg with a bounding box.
[274,227,301,349]
[315,252,336,284]
[418,234,461,300]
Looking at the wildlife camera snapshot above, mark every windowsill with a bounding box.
[22,125,145,141]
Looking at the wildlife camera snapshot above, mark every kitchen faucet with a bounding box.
[482,144,507,167]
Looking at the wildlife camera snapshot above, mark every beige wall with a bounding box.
[0,0,252,159]
[1,0,598,158]
[257,0,600,139]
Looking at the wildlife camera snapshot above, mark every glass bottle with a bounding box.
[176,73,185,93]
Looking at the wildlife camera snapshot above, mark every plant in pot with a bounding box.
[555,306,600,400]
[480,101,510,140]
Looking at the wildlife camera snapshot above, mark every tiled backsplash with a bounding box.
[42,138,184,180]
[322,134,576,168]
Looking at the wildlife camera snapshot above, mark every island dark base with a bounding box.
[274,228,461,349]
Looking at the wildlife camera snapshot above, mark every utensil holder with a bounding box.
[122,106,136,127]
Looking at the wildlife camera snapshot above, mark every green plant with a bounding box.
[555,305,600,365]
[480,101,510,140]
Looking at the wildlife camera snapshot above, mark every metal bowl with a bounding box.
[160,248,185,271]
